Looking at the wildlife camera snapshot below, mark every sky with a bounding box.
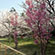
[0,0,25,15]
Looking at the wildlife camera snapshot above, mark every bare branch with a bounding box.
[47,0,55,13]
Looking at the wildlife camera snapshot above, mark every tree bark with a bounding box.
[14,36,18,49]
[15,42,18,49]
[40,41,47,55]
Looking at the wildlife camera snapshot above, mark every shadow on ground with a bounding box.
[18,43,55,55]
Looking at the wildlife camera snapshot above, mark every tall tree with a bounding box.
[24,0,55,55]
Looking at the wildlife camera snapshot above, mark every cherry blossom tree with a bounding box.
[10,12,18,49]
[0,8,19,49]
[0,8,32,49]
[24,0,55,55]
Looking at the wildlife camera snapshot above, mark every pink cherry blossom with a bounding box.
[40,2,46,9]
[34,40,38,44]
[25,0,53,42]
[26,0,32,6]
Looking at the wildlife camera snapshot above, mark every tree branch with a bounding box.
[46,8,53,14]
[47,0,55,13]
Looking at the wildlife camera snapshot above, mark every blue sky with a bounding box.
[0,0,25,15]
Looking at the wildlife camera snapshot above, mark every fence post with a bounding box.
[5,46,7,55]
[0,43,1,51]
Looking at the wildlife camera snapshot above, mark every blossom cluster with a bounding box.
[25,0,53,43]
[10,14,18,44]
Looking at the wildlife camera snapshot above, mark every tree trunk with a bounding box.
[14,36,18,49]
[40,41,47,55]
[15,42,18,49]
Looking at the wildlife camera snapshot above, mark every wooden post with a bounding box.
[5,46,7,55]
[0,43,26,55]
[0,43,1,51]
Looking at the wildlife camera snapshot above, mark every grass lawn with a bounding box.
[0,38,55,55]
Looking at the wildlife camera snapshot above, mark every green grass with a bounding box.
[0,38,55,55]
[0,38,34,47]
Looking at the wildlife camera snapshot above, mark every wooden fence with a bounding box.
[0,42,26,55]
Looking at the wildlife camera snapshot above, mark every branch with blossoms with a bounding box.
[10,13,18,49]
